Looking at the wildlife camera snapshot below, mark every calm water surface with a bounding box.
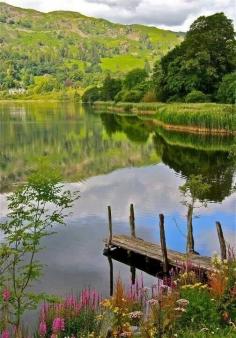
[0,102,235,299]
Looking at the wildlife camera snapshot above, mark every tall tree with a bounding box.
[155,13,235,101]
[101,74,122,101]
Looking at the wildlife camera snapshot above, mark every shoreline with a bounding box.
[94,101,236,136]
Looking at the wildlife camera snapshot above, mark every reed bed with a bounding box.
[94,102,236,132]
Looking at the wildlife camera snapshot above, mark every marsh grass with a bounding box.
[94,102,236,132]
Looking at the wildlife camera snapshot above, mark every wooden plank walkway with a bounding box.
[105,234,213,272]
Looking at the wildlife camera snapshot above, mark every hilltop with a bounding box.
[0,2,183,91]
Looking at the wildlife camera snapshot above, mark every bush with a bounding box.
[185,90,210,103]
[114,90,126,103]
[33,75,60,93]
[217,72,236,104]
[123,68,148,90]
[177,285,220,330]
[82,86,101,103]
[122,90,144,103]
[142,90,157,102]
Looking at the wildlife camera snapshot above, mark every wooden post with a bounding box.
[129,203,136,238]
[108,206,112,246]
[187,205,195,253]
[216,221,227,260]
[106,329,112,338]
[159,214,169,273]
[108,255,114,296]
[131,265,136,285]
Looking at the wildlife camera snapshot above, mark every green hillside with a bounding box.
[0,2,183,92]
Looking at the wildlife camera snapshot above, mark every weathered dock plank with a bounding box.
[105,234,213,271]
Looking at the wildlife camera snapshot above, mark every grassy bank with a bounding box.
[0,90,81,102]
[94,102,236,134]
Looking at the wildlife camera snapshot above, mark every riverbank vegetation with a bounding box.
[94,102,236,133]
[2,252,236,337]
[34,263,236,338]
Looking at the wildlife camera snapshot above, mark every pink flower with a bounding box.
[52,318,65,333]
[1,330,10,338]
[39,321,47,336]
[2,289,11,302]
[51,335,57,338]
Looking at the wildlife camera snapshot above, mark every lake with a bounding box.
[0,101,235,299]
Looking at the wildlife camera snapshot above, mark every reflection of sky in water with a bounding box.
[0,163,235,300]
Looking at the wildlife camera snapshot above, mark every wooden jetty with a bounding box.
[105,234,213,271]
[104,204,227,275]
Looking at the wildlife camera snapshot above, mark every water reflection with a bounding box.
[0,102,235,301]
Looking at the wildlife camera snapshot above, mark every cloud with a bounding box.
[4,0,236,31]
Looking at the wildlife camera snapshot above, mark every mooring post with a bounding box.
[159,213,169,273]
[129,203,136,238]
[108,255,114,296]
[216,221,227,260]
[108,206,112,246]
[131,265,136,285]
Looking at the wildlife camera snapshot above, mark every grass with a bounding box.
[101,55,145,73]
[94,102,236,132]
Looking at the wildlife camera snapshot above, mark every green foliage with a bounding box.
[65,309,100,336]
[177,287,220,330]
[185,90,210,103]
[0,2,182,94]
[217,72,236,104]
[123,68,148,90]
[179,174,211,206]
[0,163,79,331]
[101,75,122,101]
[82,86,101,103]
[121,89,144,103]
[33,75,60,93]
[154,13,236,101]
[95,101,236,132]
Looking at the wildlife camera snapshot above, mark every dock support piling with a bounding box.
[216,221,227,260]
[108,255,114,296]
[108,206,112,246]
[131,265,136,285]
[129,203,136,238]
[159,214,169,273]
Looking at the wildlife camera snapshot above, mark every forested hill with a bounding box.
[0,2,183,89]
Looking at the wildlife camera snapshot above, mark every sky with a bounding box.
[3,0,236,31]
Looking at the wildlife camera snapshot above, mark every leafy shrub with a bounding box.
[185,90,210,103]
[167,94,184,103]
[142,90,157,102]
[122,89,144,103]
[82,86,101,103]
[177,285,220,330]
[123,68,148,90]
[217,72,236,104]
[114,90,123,103]
[33,75,60,93]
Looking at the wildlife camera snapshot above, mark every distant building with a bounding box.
[8,88,27,95]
